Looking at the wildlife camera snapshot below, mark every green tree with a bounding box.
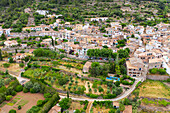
[32,82,41,93]
[119,103,125,112]
[19,63,24,67]
[0,49,2,61]
[67,91,69,98]
[59,98,72,110]
[9,58,14,63]
[0,33,6,40]
[24,81,33,90]
[18,105,21,110]
[9,109,16,113]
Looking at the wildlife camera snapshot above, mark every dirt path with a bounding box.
[86,101,93,113]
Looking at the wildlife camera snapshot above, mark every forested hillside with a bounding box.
[0,0,169,32]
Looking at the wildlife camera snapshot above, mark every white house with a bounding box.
[36,10,49,16]
[4,40,18,47]
[90,17,108,21]
[47,14,62,18]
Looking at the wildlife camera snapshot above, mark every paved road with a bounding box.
[9,72,29,83]
[60,77,142,102]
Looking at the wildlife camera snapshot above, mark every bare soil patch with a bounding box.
[0,92,44,113]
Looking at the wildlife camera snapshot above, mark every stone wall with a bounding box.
[147,75,169,80]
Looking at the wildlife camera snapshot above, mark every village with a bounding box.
[0,5,170,113]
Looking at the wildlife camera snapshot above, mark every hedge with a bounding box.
[136,81,141,87]
[38,93,60,113]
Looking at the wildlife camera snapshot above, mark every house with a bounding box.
[148,58,163,69]
[126,57,144,77]
[135,52,156,63]
[90,17,108,21]
[146,40,162,50]
[146,26,155,34]
[12,53,26,63]
[24,8,31,13]
[29,49,35,54]
[123,105,132,113]
[75,24,83,31]
[0,28,11,36]
[4,40,18,47]
[21,44,27,48]
[47,14,62,18]
[65,22,71,27]
[48,105,61,113]
[110,22,122,30]
[83,61,92,73]
[42,38,52,44]
[36,10,49,16]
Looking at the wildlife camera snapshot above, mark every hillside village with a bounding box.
[0,12,169,76]
[0,0,170,113]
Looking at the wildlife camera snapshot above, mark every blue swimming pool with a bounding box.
[106,76,120,81]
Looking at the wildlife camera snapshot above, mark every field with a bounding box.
[0,92,44,113]
[68,101,85,111]
[137,79,170,99]
[92,106,111,113]
[0,61,22,75]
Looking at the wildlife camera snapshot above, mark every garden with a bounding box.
[142,98,170,107]
[136,79,170,99]
[149,68,168,75]
[0,92,44,113]
[91,101,117,113]
[0,70,60,113]
[22,62,125,99]
[19,48,136,99]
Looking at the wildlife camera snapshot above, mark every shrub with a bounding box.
[158,99,170,107]
[11,91,17,96]
[151,69,157,74]
[86,94,99,98]
[9,58,14,63]
[3,63,10,68]
[19,63,24,67]
[136,81,141,87]
[44,93,52,98]
[15,85,23,92]
[18,105,21,110]
[158,69,166,75]
[9,109,16,113]
[37,100,44,107]
[23,87,29,93]
[6,95,13,101]
[4,78,11,85]
[103,94,116,99]
[24,81,33,90]
[30,88,36,93]
[26,106,41,113]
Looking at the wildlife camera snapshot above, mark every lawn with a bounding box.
[0,92,44,113]
[137,79,170,99]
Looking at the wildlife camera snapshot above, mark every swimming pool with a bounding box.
[106,76,120,81]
